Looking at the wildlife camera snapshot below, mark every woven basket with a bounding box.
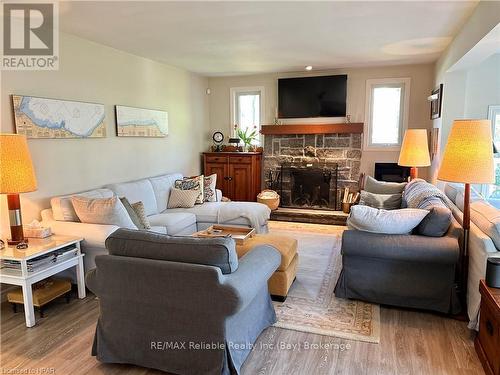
[257,190,280,210]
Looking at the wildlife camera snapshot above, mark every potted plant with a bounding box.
[234,124,258,152]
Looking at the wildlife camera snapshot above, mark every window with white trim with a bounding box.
[230,86,264,144]
[482,105,500,207]
[364,78,411,150]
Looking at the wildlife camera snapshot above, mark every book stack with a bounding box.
[1,245,78,273]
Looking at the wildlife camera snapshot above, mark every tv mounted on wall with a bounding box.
[278,75,347,118]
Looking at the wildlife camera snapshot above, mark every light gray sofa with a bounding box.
[41,172,271,272]
[86,229,280,375]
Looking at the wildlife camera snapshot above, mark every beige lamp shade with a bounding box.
[398,129,431,167]
[0,134,37,193]
[438,119,494,184]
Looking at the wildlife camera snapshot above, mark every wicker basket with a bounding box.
[257,190,280,210]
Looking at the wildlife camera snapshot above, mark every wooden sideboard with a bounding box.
[203,152,262,202]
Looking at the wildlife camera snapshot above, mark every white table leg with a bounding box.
[76,257,86,299]
[21,282,36,328]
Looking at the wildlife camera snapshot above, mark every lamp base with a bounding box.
[7,193,26,245]
[410,167,418,180]
[7,238,28,246]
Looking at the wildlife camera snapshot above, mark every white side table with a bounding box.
[0,235,85,327]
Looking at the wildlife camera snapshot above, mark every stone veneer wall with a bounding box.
[263,133,362,204]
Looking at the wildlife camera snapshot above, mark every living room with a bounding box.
[1,1,499,375]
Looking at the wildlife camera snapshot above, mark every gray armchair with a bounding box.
[334,220,462,314]
[86,229,280,375]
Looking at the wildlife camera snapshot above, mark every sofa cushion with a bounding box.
[417,205,452,237]
[148,212,197,235]
[149,173,183,212]
[364,176,406,194]
[347,205,429,235]
[359,190,401,210]
[107,179,158,216]
[71,196,137,229]
[51,188,114,222]
[105,228,238,274]
[469,200,500,249]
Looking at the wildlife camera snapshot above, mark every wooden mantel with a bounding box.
[260,123,363,135]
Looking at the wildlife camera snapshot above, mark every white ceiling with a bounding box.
[59,1,479,76]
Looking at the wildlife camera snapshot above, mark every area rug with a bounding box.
[269,223,380,344]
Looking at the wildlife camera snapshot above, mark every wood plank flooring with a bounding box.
[0,221,485,374]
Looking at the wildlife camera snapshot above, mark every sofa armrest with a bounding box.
[216,189,223,202]
[342,230,459,264]
[221,245,280,313]
[44,220,119,249]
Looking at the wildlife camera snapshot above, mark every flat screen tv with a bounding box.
[278,75,347,118]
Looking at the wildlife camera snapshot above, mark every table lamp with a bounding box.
[438,119,494,301]
[0,134,37,244]
[398,129,431,180]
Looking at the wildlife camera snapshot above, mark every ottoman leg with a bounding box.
[271,295,287,302]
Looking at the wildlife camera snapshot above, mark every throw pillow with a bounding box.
[416,205,452,237]
[469,200,500,249]
[175,175,204,204]
[120,197,147,230]
[347,205,429,235]
[167,188,199,208]
[71,196,137,229]
[359,190,402,210]
[131,201,152,230]
[204,174,217,202]
[364,176,406,194]
[50,188,114,222]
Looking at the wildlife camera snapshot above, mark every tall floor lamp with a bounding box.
[437,120,494,303]
[398,129,431,180]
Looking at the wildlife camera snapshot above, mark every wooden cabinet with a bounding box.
[475,280,500,375]
[203,152,262,201]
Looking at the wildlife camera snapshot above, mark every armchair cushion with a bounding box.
[105,228,238,274]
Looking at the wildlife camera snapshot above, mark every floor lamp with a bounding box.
[398,129,431,180]
[437,120,494,305]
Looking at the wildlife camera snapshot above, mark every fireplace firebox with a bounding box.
[277,163,338,210]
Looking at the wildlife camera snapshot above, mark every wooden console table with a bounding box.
[475,279,500,375]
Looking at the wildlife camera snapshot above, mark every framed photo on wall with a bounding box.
[430,84,443,120]
[115,105,168,137]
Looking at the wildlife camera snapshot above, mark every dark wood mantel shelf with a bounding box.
[260,123,363,135]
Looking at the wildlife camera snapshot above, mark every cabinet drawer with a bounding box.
[229,156,252,164]
[206,155,228,163]
[478,301,500,374]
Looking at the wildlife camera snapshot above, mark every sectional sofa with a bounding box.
[41,173,271,271]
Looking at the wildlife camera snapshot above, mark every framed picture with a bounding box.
[430,84,443,120]
[12,95,106,139]
[115,105,168,137]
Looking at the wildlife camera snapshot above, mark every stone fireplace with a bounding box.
[263,130,362,211]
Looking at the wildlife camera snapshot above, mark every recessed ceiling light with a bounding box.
[305,65,313,71]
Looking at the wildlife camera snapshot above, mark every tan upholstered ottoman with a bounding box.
[236,234,298,301]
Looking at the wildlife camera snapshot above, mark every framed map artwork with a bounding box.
[12,95,106,138]
[115,105,168,137]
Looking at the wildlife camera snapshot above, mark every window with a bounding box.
[482,105,500,207]
[230,87,264,144]
[364,78,411,150]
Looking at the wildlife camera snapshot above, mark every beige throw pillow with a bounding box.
[71,196,137,229]
[175,175,204,204]
[131,201,151,230]
[168,188,199,208]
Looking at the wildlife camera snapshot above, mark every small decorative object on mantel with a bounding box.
[115,105,168,137]
[346,114,351,124]
[212,131,224,152]
[428,84,443,120]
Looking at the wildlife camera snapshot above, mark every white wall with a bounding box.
[208,64,434,179]
[0,33,210,233]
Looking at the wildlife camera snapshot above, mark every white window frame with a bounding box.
[230,86,265,139]
[363,77,411,151]
[481,105,500,198]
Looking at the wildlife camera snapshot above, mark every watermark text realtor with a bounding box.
[2,1,59,70]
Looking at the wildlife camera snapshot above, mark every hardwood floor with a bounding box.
[0,288,484,374]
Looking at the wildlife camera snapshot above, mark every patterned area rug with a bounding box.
[270,223,380,344]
